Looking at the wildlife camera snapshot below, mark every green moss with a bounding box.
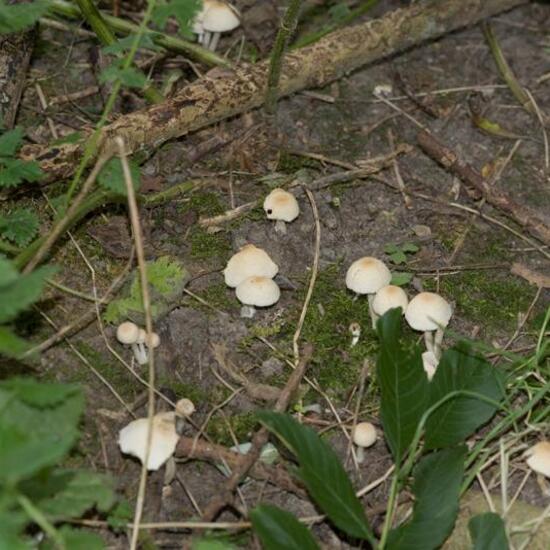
[206,412,258,446]
[277,151,320,173]
[194,282,235,312]
[181,191,225,217]
[156,377,208,405]
[189,228,231,261]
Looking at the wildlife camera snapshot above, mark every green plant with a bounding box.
[251,309,512,549]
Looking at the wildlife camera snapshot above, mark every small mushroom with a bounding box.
[199,0,240,51]
[349,322,361,348]
[525,441,550,495]
[118,411,179,471]
[224,244,278,288]
[421,350,438,381]
[352,422,377,463]
[175,398,195,436]
[235,276,280,318]
[345,257,392,327]
[117,321,148,365]
[405,292,452,360]
[263,188,300,234]
[371,285,409,326]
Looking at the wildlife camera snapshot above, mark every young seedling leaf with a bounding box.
[41,526,104,550]
[424,345,504,450]
[0,208,39,246]
[97,157,141,196]
[250,504,320,550]
[102,33,161,55]
[468,512,509,550]
[0,0,50,34]
[99,63,148,89]
[0,127,23,156]
[377,309,430,462]
[390,272,413,286]
[258,411,373,541]
[152,0,202,39]
[387,446,467,550]
[0,158,43,187]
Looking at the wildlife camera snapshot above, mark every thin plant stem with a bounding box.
[17,493,64,549]
[378,471,400,549]
[265,0,303,115]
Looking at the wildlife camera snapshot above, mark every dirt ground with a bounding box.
[11,0,550,547]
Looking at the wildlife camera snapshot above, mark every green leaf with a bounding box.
[0,510,30,550]
[0,158,43,187]
[424,346,504,450]
[387,446,466,550]
[390,272,413,286]
[0,327,29,358]
[99,63,148,89]
[102,33,161,55]
[23,469,114,521]
[107,500,132,531]
[152,0,202,39]
[41,526,104,550]
[192,538,236,550]
[0,256,18,286]
[0,208,39,246]
[0,0,50,34]
[469,512,509,550]
[0,264,56,323]
[51,132,83,146]
[0,127,23,156]
[389,250,407,264]
[384,244,399,254]
[97,157,141,196]
[0,378,80,407]
[250,505,320,550]
[376,309,430,462]
[401,243,419,253]
[258,412,373,541]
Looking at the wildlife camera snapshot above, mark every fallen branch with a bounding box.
[201,343,314,521]
[23,0,527,183]
[175,436,307,499]
[417,130,550,246]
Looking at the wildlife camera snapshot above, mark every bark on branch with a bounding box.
[22,0,527,182]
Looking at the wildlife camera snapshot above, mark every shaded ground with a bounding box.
[6,0,550,547]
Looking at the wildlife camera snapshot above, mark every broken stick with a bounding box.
[417,130,550,246]
[22,0,527,183]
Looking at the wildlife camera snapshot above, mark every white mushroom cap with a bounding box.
[202,0,240,32]
[224,244,279,288]
[145,332,160,349]
[372,285,409,316]
[118,412,179,471]
[352,422,377,448]
[345,257,392,295]
[263,188,300,223]
[116,321,139,344]
[137,328,146,344]
[422,351,438,381]
[405,292,452,332]
[526,441,550,477]
[236,276,280,307]
[176,398,195,417]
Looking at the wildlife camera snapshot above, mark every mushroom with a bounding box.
[345,257,392,327]
[349,322,361,348]
[198,0,240,51]
[352,422,377,464]
[405,292,452,360]
[224,244,279,288]
[118,411,179,471]
[117,321,148,365]
[421,350,438,381]
[263,188,300,234]
[133,328,160,365]
[175,398,195,435]
[235,276,280,318]
[525,441,550,495]
[371,285,409,326]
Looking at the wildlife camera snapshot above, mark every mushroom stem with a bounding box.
[208,31,221,51]
[164,456,176,486]
[433,327,445,360]
[131,343,148,365]
[368,294,378,329]
[274,219,287,234]
[240,305,256,318]
[355,446,365,464]
[423,331,434,354]
[203,30,211,49]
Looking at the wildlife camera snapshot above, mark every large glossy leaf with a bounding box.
[376,309,430,462]
[425,345,504,450]
[469,512,509,550]
[258,412,373,542]
[387,446,466,550]
[250,504,320,550]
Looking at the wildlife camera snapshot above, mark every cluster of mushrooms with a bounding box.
[224,188,300,318]
[116,321,160,366]
[192,0,240,51]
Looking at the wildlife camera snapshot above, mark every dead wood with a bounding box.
[417,130,550,246]
[0,25,35,128]
[201,343,314,521]
[22,0,527,183]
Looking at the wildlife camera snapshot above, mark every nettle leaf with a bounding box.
[0,0,50,34]
[0,263,56,324]
[97,157,141,196]
[0,158,43,187]
[99,63,148,89]
[0,327,29,358]
[0,378,80,407]
[153,0,202,38]
[0,510,30,550]
[424,345,504,450]
[376,309,430,462]
[387,446,467,550]
[0,208,39,246]
[102,33,161,55]
[0,256,18,285]
[469,512,509,550]
[258,411,373,541]
[250,504,320,550]
[41,526,104,550]
[0,127,23,156]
